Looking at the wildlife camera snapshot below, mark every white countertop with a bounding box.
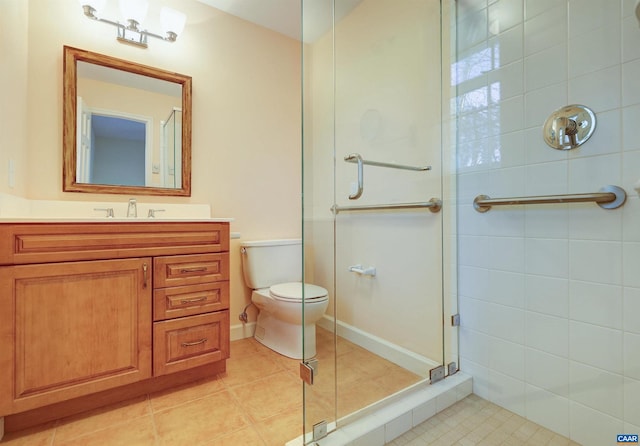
[0,193,233,222]
[0,218,234,223]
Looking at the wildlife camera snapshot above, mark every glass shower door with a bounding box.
[302,0,447,443]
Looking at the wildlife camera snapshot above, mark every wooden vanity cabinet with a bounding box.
[152,253,230,376]
[0,221,230,419]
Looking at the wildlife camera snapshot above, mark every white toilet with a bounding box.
[240,239,329,359]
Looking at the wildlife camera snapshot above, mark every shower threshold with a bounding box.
[286,371,472,445]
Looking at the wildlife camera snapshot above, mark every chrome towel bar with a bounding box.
[473,185,626,213]
[343,153,432,201]
[344,154,432,172]
[332,198,442,214]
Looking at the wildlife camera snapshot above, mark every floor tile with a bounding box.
[149,375,226,413]
[254,407,303,446]
[230,371,302,423]
[154,390,249,445]
[220,349,285,389]
[53,396,150,443]
[54,416,157,446]
[0,334,577,446]
[390,395,578,446]
[206,426,266,446]
[0,422,56,446]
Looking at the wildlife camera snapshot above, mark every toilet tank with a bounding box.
[240,239,302,289]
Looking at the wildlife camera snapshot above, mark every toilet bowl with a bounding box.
[252,282,328,359]
[240,239,329,359]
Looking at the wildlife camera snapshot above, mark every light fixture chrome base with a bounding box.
[117,25,148,48]
[80,4,184,49]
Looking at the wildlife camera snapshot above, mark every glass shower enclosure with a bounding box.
[301,0,452,442]
[160,107,182,188]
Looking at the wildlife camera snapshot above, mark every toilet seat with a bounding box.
[269,282,327,302]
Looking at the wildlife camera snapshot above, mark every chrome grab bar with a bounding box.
[473,185,626,213]
[332,198,442,214]
[344,155,431,171]
[346,153,364,200]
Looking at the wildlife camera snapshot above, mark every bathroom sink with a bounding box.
[0,193,232,221]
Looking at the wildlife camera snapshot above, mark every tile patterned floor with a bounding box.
[0,328,421,446]
[0,331,577,446]
[387,393,580,446]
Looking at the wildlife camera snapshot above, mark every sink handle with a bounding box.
[148,209,166,218]
[94,208,114,218]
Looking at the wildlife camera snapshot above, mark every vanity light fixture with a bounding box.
[79,0,186,49]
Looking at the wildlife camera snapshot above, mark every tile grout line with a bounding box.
[146,394,162,446]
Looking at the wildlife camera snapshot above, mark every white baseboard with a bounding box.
[231,316,439,378]
[317,315,439,377]
[230,322,256,341]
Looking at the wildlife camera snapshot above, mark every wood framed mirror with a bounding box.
[63,46,192,196]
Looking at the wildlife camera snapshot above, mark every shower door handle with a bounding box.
[345,153,363,200]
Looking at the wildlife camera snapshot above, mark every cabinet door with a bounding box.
[0,258,152,415]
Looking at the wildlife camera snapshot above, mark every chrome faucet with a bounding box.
[94,207,115,218]
[147,209,165,219]
[127,198,137,218]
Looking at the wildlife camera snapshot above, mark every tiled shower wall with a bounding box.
[455,1,640,445]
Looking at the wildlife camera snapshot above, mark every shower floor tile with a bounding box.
[387,393,580,446]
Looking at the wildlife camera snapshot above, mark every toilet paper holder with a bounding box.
[349,264,377,277]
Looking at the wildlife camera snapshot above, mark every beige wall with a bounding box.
[304,0,444,361]
[8,0,302,326]
[0,1,29,196]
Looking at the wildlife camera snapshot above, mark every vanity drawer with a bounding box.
[154,253,229,288]
[153,311,229,376]
[0,222,229,265]
[153,282,230,321]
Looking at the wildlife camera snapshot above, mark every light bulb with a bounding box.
[119,0,148,26]
[79,0,107,16]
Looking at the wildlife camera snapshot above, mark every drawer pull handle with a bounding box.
[180,296,207,304]
[143,263,148,288]
[181,338,207,347]
[180,267,207,273]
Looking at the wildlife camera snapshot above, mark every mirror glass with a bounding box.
[63,46,192,196]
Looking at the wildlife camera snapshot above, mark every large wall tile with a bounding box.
[624,287,640,334]
[525,275,569,317]
[525,311,569,357]
[570,401,624,446]
[525,348,569,397]
[569,321,623,374]
[569,281,623,329]
[569,361,624,419]
[525,384,570,437]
